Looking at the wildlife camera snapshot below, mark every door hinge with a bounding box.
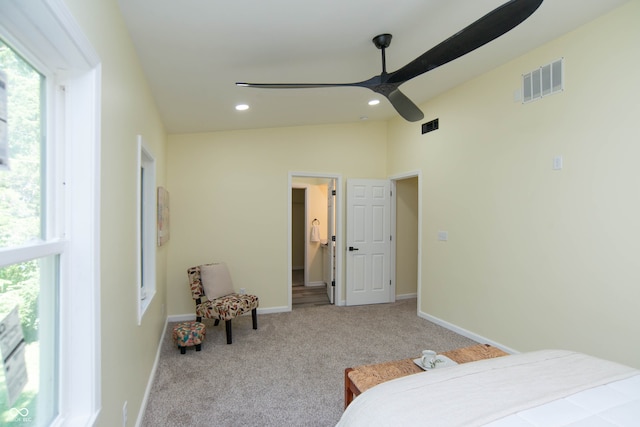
[390,235,393,241]
[389,280,392,286]
[332,189,336,196]
[332,280,335,287]
[331,235,336,242]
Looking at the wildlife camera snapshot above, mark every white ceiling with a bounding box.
[116,0,628,134]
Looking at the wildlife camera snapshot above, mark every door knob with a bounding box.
[349,246,359,251]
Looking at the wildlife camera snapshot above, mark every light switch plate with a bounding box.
[553,155,563,170]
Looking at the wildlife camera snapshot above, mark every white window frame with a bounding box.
[137,136,156,325]
[0,1,101,425]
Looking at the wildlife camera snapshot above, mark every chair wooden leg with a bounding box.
[214,319,220,326]
[252,308,258,330]
[225,320,232,344]
[196,316,202,322]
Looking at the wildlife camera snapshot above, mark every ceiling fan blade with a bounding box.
[386,89,424,122]
[238,80,424,121]
[236,82,356,89]
[237,74,386,91]
[388,0,543,84]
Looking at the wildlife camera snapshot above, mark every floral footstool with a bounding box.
[172,321,206,354]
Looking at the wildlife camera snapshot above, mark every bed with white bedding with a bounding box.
[336,349,640,427]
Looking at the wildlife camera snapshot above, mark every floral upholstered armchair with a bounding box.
[187,262,259,344]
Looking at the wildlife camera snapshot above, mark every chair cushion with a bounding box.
[200,262,235,300]
[196,293,259,321]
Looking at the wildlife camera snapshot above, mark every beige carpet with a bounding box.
[142,298,478,426]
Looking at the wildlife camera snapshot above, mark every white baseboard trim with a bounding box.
[167,305,291,323]
[135,317,169,427]
[305,281,325,287]
[167,313,196,322]
[256,306,290,314]
[396,292,417,300]
[418,310,519,355]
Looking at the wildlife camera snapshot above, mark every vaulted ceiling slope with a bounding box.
[117,0,629,133]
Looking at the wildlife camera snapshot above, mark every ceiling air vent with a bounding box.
[522,58,563,103]
[421,118,439,135]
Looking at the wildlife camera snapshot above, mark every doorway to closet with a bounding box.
[391,174,419,303]
[289,173,341,310]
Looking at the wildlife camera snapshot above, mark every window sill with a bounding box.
[138,290,156,325]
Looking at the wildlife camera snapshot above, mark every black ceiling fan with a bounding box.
[236,0,543,122]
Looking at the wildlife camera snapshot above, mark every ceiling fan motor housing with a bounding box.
[372,34,392,49]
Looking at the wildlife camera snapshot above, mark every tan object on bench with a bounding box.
[344,344,508,408]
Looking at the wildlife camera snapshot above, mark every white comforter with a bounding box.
[337,349,640,427]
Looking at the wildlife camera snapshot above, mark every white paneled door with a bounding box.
[346,179,391,306]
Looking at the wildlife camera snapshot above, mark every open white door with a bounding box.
[346,179,392,306]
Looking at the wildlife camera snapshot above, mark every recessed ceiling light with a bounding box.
[235,104,249,111]
[368,99,380,106]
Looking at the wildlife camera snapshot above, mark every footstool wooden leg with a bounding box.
[180,346,186,355]
[344,368,361,409]
[195,343,202,351]
[344,368,354,409]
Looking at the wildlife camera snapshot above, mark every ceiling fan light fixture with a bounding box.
[235,104,249,111]
[368,99,380,106]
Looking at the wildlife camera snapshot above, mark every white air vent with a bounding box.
[522,58,563,103]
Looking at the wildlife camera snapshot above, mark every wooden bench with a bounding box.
[344,344,508,408]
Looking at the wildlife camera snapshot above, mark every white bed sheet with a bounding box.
[337,350,640,427]
[485,374,640,427]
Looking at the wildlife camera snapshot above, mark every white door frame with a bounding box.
[327,179,336,304]
[390,171,422,313]
[288,172,343,310]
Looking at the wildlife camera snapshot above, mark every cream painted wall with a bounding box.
[308,183,329,283]
[62,1,167,426]
[291,188,305,269]
[167,122,387,314]
[395,177,419,296]
[388,0,640,368]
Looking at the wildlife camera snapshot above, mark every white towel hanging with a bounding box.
[311,219,320,242]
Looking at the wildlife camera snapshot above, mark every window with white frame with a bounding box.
[137,136,156,324]
[0,38,59,425]
[0,1,100,425]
